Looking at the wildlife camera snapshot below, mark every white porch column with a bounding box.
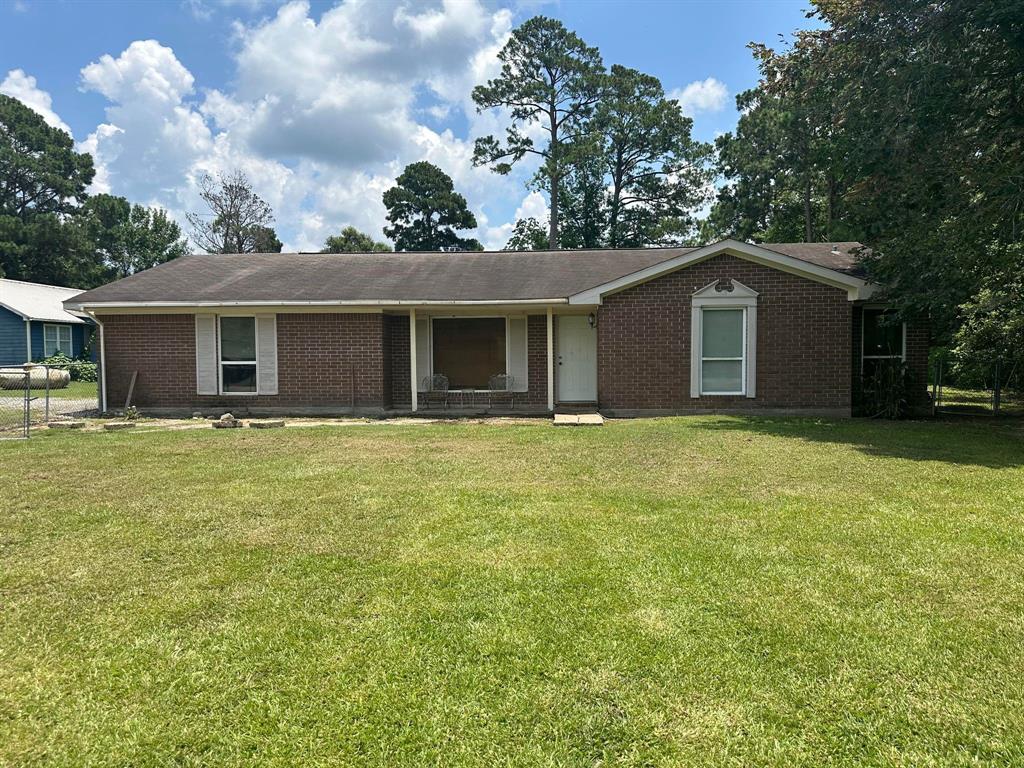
[409,309,418,412]
[546,307,554,411]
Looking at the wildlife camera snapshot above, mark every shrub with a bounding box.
[39,352,98,382]
[860,360,910,419]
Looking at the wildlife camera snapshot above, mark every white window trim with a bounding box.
[425,314,528,392]
[700,307,747,396]
[43,323,73,357]
[217,315,259,396]
[860,308,906,375]
[690,280,758,399]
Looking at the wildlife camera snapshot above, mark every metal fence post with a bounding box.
[44,364,51,424]
[993,360,1002,415]
[23,370,30,438]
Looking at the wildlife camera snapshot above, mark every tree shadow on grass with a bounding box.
[699,415,1024,469]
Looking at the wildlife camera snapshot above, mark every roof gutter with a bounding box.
[66,298,571,311]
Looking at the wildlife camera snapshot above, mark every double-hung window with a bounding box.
[219,316,258,393]
[690,279,758,399]
[701,307,746,395]
[43,324,73,357]
[861,309,904,379]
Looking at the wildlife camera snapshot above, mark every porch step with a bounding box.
[553,413,604,426]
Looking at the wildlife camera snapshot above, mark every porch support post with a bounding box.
[409,309,418,412]
[546,307,554,411]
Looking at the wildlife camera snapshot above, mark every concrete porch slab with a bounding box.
[553,413,604,426]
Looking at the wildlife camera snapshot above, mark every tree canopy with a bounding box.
[704,0,1024,361]
[80,193,188,279]
[382,162,482,251]
[599,65,713,247]
[186,171,280,254]
[322,226,392,253]
[504,217,549,251]
[0,94,96,285]
[472,16,604,249]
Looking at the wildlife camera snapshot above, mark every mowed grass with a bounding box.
[2,417,1023,767]
[40,379,98,401]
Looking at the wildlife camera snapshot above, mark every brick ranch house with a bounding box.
[63,239,927,418]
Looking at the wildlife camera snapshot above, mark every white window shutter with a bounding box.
[689,306,701,398]
[195,314,218,395]
[415,317,430,390]
[745,306,757,398]
[256,314,278,395]
[507,316,528,392]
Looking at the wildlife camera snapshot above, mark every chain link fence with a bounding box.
[0,369,30,439]
[0,363,100,438]
[931,355,1022,416]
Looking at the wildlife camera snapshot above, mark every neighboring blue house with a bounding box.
[0,278,94,366]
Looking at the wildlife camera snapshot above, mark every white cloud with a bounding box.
[1,69,73,135]
[79,40,214,205]
[670,77,728,115]
[71,1,537,252]
[480,190,549,250]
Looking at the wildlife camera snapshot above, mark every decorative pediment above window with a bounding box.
[692,279,759,301]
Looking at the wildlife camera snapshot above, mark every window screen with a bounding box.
[432,318,506,389]
[863,310,903,357]
[701,308,744,394]
[862,309,904,379]
[220,317,257,393]
[44,325,72,357]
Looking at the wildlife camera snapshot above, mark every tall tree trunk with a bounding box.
[608,158,624,249]
[826,172,836,240]
[549,175,560,250]
[803,173,813,242]
[547,104,559,250]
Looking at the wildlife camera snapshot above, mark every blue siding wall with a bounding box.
[0,307,28,366]
[29,321,94,361]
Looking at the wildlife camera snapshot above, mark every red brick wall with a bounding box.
[597,254,852,412]
[526,314,549,408]
[100,312,387,412]
[386,314,411,408]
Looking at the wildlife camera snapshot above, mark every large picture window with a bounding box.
[432,317,506,389]
[700,307,746,395]
[862,309,904,378]
[43,324,72,357]
[220,316,257,393]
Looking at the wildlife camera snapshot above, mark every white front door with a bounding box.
[557,315,597,402]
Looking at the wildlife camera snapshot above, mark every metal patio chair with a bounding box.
[488,373,515,410]
[421,373,450,409]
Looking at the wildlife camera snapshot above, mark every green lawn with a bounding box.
[2,417,1023,767]
[35,379,98,401]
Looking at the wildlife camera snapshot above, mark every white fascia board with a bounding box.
[568,239,872,304]
[0,302,28,320]
[2,301,88,323]
[67,298,570,312]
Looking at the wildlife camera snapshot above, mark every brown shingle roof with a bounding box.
[65,242,865,306]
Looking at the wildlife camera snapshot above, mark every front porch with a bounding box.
[400,306,598,414]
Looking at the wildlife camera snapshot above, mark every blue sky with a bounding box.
[0,0,816,250]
